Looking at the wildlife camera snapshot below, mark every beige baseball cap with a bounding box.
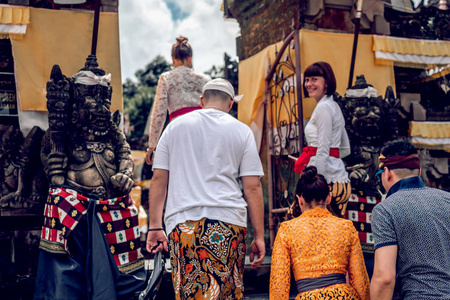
[202,78,243,102]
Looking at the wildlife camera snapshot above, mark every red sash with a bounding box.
[169,106,202,121]
[294,146,340,173]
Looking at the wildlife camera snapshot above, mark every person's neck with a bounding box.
[203,105,227,113]
[302,202,327,212]
[315,94,329,103]
[386,175,420,195]
[173,59,191,68]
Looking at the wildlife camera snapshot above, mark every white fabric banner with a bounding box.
[0,24,27,34]
[410,136,450,150]
[375,51,450,65]
[53,0,86,3]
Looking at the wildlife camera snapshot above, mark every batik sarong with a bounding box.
[168,218,247,300]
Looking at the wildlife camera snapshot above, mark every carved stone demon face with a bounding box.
[0,125,22,158]
[72,83,112,137]
[348,98,382,144]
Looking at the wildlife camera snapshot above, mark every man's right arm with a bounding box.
[146,168,169,253]
[370,245,398,300]
[241,175,265,269]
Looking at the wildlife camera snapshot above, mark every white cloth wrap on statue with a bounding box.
[72,70,111,87]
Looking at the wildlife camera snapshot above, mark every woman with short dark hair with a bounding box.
[270,166,370,299]
[290,61,351,218]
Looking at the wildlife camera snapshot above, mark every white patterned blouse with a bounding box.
[148,66,211,149]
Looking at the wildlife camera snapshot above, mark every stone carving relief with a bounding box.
[336,75,400,195]
[0,124,46,210]
[41,55,134,198]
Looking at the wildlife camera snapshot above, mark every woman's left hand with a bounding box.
[145,148,155,165]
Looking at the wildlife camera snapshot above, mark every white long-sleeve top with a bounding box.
[148,66,211,149]
[304,95,350,183]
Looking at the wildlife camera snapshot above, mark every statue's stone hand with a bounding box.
[349,168,367,188]
[30,192,44,203]
[50,175,65,186]
[0,191,23,207]
[47,152,67,185]
[1,184,9,197]
[110,173,133,194]
[47,152,67,169]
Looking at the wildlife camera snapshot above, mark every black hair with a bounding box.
[295,166,329,203]
[202,90,231,102]
[171,36,192,61]
[303,61,336,97]
[381,139,418,158]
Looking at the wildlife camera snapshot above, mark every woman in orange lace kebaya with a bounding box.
[270,166,370,300]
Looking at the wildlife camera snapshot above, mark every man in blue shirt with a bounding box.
[371,139,450,300]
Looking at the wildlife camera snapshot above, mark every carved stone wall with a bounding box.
[225,0,304,60]
[224,0,390,60]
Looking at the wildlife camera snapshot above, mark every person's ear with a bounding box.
[296,195,303,206]
[325,192,332,205]
[384,166,393,182]
[200,96,205,108]
[228,99,234,110]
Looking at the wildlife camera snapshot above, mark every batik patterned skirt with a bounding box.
[168,218,247,300]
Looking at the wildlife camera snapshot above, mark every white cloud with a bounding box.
[119,0,240,83]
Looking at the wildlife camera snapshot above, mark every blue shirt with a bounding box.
[372,176,450,299]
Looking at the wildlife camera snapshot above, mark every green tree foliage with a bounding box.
[204,65,224,79]
[135,55,172,87]
[204,53,239,118]
[123,55,171,148]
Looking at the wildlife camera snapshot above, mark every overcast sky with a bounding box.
[118,0,240,83]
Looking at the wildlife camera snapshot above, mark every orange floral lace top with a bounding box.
[148,66,211,149]
[270,206,370,300]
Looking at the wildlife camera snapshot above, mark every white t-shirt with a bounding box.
[153,108,264,234]
[305,95,350,183]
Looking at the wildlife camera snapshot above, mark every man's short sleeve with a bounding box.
[152,128,170,170]
[372,203,398,250]
[239,130,264,177]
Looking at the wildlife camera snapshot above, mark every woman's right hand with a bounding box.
[145,148,155,165]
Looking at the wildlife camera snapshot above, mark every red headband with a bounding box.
[379,154,420,170]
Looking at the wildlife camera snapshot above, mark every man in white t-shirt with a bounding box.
[146,78,265,299]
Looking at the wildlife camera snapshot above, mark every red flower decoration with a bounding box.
[173,231,179,243]
[231,239,237,251]
[198,249,209,260]
[185,263,193,273]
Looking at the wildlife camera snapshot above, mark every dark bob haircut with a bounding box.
[303,61,336,98]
